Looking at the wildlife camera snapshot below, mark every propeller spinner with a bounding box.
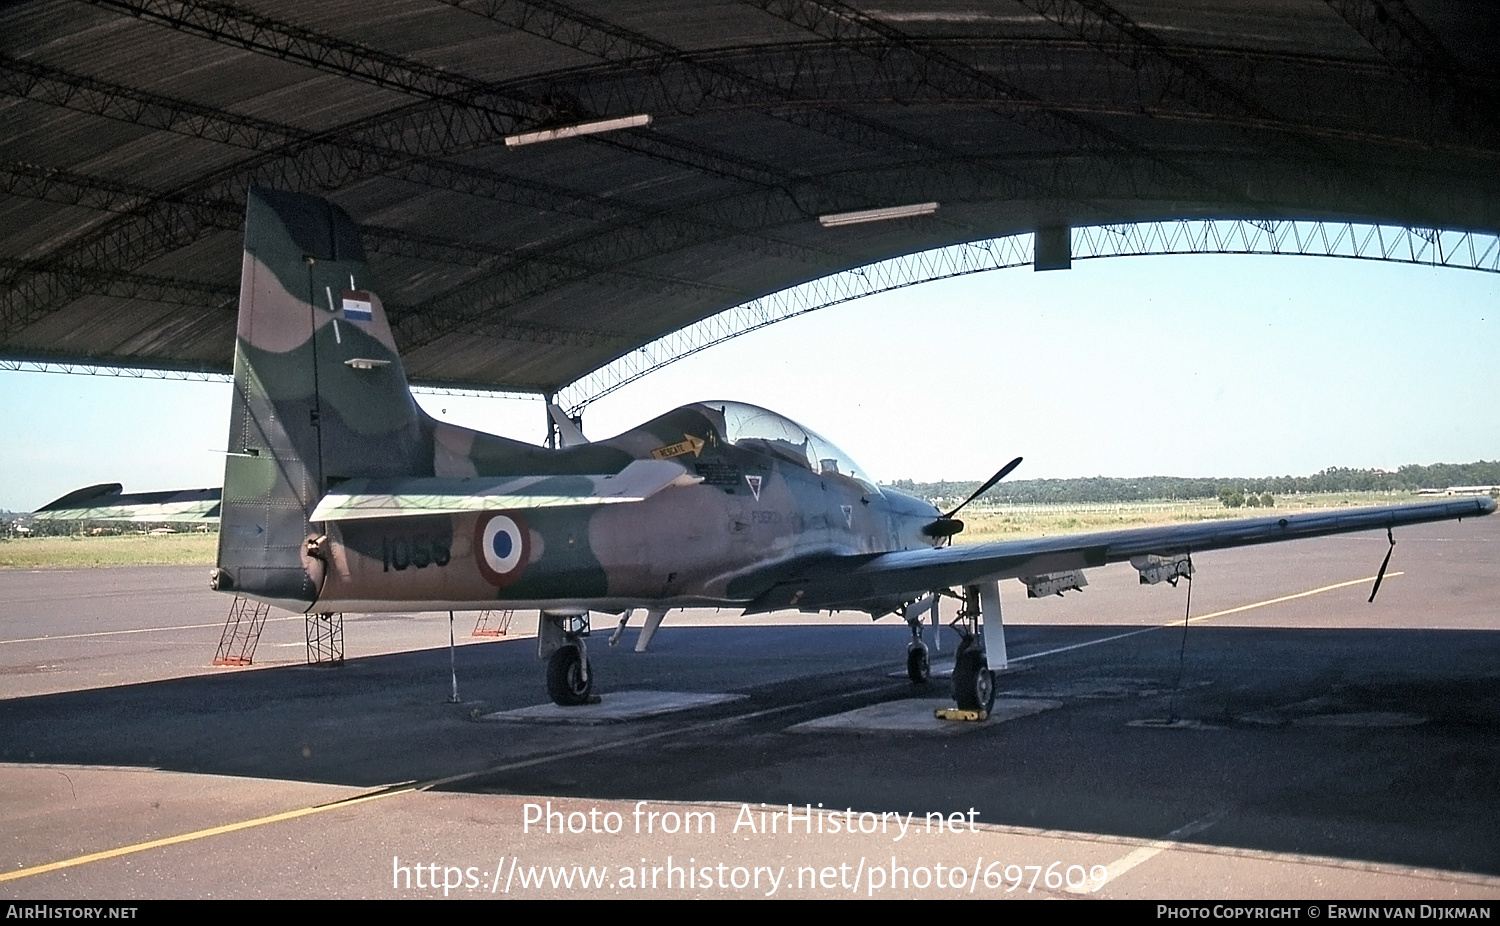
[921,456,1023,539]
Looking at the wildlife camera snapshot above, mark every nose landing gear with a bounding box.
[540,611,598,706]
[546,642,593,705]
[906,639,931,684]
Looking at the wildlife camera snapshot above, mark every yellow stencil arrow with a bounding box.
[651,434,706,460]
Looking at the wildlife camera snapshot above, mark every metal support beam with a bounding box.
[543,391,559,449]
[212,595,269,666]
[978,580,1006,671]
[608,609,635,648]
[746,0,1253,210]
[305,612,344,666]
[635,608,668,653]
[472,609,516,637]
[0,358,233,381]
[1013,0,1423,219]
[1323,0,1497,138]
[557,219,1500,412]
[81,0,808,190]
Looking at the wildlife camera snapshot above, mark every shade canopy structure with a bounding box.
[3,0,1497,394]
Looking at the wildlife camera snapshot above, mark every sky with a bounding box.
[1,250,1495,512]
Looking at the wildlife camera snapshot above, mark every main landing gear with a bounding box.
[951,644,994,714]
[905,583,1005,715]
[540,611,596,706]
[948,585,995,714]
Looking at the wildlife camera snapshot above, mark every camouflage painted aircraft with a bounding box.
[52,187,1500,712]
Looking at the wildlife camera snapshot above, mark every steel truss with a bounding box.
[10,3,1485,352]
[0,359,232,382]
[8,221,1495,404]
[0,359,541,403]
[557,219,1500,413]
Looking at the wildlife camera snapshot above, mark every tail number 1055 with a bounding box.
[382,534,451,572]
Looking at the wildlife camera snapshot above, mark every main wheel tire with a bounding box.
[952,651,995,713]
[546,644,593,706]
[907,645,930,684]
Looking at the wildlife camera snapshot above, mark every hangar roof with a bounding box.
[3,0,1497,393]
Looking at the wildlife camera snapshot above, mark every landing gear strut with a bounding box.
[903,594,936,684]
[949,585,996,714]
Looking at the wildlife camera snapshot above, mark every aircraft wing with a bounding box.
[743,497,1496,613]
[31,484,222,522]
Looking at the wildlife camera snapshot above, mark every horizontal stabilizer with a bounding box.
[309,460,700,522]
[33,486,222,522]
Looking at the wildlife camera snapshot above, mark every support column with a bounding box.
[543,391,559,449]
[213,595,270,666]
[928,593,941,653]
[635,608,668,652]
[472,609,515,637]
[609,609,636,647]
[448,611,460,703]
[305,611,344,666]
[978,580,1007,670]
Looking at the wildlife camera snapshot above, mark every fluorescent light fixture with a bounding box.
[819,202,939,227]
[505,114,653,147]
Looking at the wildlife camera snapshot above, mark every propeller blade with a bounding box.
[943,456,1023,519]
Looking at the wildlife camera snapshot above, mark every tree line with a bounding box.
[883,461,1500,507]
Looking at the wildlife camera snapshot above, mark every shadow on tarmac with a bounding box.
[2,623,1498,874]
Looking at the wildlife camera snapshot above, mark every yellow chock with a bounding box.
[934,708,988,722]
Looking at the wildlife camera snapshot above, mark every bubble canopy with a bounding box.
[691,401,879,491]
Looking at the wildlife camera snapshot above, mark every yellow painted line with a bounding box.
[1184,572,1401,624]
[1015,573,1401,663]
[0,785,414,883]
[2,679,908,882]
[0,573,1402,882]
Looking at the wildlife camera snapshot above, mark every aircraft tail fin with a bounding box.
[547,402,589,447]
[214,188,433,608]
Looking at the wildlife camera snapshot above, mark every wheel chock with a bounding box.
[934,707,988,722]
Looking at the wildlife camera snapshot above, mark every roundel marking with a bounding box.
[475,513,531,587]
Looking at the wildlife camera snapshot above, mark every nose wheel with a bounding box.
[906,642,930,683]
[903,595,936,685]
[540,612,597,706]
[546,643,593,705]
